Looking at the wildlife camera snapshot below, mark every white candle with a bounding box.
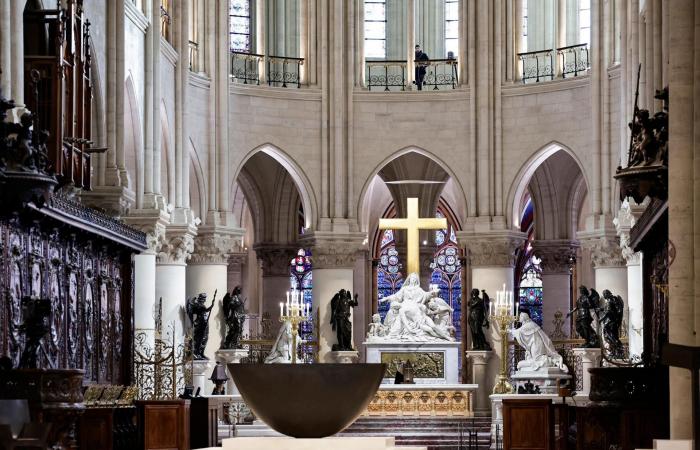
[279,302,284,317]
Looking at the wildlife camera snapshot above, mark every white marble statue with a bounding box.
[264,322,294,363]
[371,273,455,342]
[511,311,568,373]
[366,313,387,341]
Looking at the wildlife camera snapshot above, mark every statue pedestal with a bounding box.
[364,341,461,384]
[217,349,250,395]
[571,348,601,396]
[511,367,572,394]
[193,360,212,396]
[329,350,360,364]
[465,350,493,416]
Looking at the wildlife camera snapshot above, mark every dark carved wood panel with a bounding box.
[502,399,553,450]
[0,212,134,385]
[137,400,190,450]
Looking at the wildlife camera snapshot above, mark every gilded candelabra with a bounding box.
[279,290,310,364]
[490,287,517,394]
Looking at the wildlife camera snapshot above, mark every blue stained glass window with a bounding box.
[290,249,314,362]
[518,255,543,326]
[430,210,463,339]
[377,229,404,321]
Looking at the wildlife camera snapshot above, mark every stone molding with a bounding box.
[613,198,649,266]
[464,350,493,365]
[254,244,297,276]
[579,232,625,268]
[122,208,171,255]
[456,231,527,267]
[80,185,136,218]
[298,232,367,269]
[157,224,197,265]
[228,252,248,267]
[533,240,579,274]
[189,226,245,265]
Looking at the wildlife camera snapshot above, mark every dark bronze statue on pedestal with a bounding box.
[468,289,491,351]
[601,289,625,358]
[221,286,246,349]
[567,286,601,348]
[330,289,358,351]
[186,292,216,360]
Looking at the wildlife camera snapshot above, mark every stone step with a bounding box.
[652,440,694,450]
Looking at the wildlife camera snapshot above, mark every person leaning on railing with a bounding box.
[414,44,430,90]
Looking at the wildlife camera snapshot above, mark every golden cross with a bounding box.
[379,198,447,275]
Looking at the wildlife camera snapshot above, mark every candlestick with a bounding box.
[490,284,517,394]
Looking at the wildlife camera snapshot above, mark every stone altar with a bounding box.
[364,341,461,384]
[364,384,478,417]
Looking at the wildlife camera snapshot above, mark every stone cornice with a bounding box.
[532,240,579,274]
[253,244,297,276]
[122,208,171,255]
[298,232,368,269]
[578,230,625,268]
[613,198,650,265]
[189,226,245,265]
[157,223,197,265]
[456,230,527,267]
[125,1,149,34]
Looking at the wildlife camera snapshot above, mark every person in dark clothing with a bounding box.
[414,44,429,90]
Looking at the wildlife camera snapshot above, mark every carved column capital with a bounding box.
[254,244,297,276]
[157,224,197,265]
[456,231,527,267]
[613,198,649,266]
[228,252,248,267]
[122,208,170,255]
[532,240,579,274]
[579,232,625,268]
[298,232,368,269]
[189,226,245,265]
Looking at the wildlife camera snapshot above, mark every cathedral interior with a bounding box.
[0,0,698,449]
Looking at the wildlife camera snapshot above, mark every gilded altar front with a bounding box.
[363,385,477,417]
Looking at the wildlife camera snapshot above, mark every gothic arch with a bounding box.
[357,146,469,233]
[189,139,207,222]
[232,143,318,231]
[123,74,143,206]
[506,141,591,231]
[160,101,175,205]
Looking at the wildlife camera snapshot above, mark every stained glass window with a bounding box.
[430,210,462,339]
[230,0,252,52]
[377,229,404,320]
[290,248,314,362]
[519,254,543,326]
[364,0,386,59]
[445,0,459,57]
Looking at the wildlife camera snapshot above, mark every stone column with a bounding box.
[254,245,297,320]
[156,225,197,341]
[581,235,628,301]
[0,0,11,97]
[465,350,493,417]
[614,198,649,358]
[187,228,245,362]
[10,0,25,106]
[458,231,526,394]
[533,240,578,337]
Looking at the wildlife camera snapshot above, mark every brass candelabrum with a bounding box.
[490,288,517,394]
[279,290,310,364]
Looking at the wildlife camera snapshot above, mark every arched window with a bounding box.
[364,0,387,59]
[290,248,314,362]
[430,209,462,338]
[377,229,404,321]
[515,196,544,326]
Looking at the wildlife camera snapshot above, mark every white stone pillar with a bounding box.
[10,0,24,106]
[134,253,158,331]
[256,0,267,84]
[465,350,493,417]
[406,0,415,88]
[534,241,578,337]
[581,235,627,300]
[459,231,526,395]
[0,0,11,97]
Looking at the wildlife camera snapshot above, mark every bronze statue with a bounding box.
[330,289,358,351]
[19,297,52,368]
[467,289,491,351]
[222,286,246,349]
[186,291,216,360]
[567,286,600,348]
[601,289,625,358]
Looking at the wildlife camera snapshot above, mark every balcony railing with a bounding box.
[558,43,589,78]
[230,52,303,88]
[188,40,199,72]
[366,60,407,91]
[366,58,459,91]
[518,49,555,83]
[266,55,303,88]
[420,58,459,90]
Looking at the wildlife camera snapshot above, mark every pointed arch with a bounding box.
[357,146,469,233]
[124,74,144,206]
[506,141,591,230]
[189,139,207,222]
[232,143,318,231]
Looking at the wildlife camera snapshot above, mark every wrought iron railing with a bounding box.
[230,52,304,88]
[557,43,589,78]
[418,58,459,90]
[266,55,303,88]
[518,49,555,83]
[230,51,263,85]
[366,60,407,91]
[188,40,199,72]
